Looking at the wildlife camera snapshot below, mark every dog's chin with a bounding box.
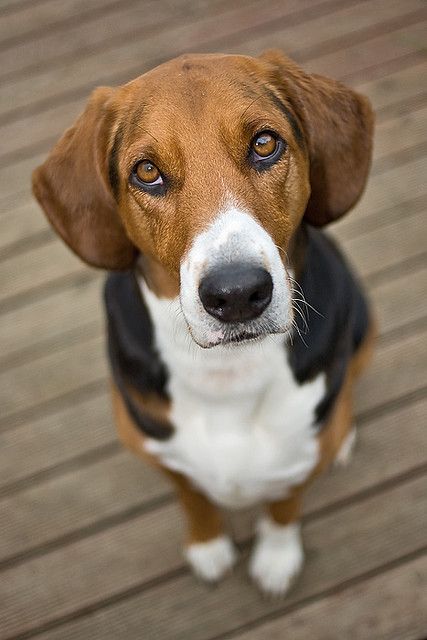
[187,321,288,350]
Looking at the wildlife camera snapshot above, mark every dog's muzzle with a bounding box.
[198,262,273,323]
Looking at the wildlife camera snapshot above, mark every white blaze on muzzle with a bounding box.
[180,206,292,347]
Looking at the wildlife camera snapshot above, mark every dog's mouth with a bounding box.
[186,315,290,349]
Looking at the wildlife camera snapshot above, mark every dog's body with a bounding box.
[33,51,375,595]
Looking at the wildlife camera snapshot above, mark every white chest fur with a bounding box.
[140,281,325,509]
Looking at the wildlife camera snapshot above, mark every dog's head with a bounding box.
[33,51,373,348]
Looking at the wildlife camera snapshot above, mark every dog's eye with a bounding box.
[252,132,277,157]
[249,131,285,169]
[130,160,166,194]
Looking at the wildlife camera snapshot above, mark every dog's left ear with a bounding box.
[260,50,374,226]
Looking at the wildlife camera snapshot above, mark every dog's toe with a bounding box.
[249,519,303,597]
[184,535,237,582]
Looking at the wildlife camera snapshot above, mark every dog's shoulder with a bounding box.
[288,225,370,423]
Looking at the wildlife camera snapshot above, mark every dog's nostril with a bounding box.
[249,291,261,303]
[198,263,273,323]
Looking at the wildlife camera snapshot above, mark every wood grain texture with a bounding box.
[0,2,425,638]
[6,476,424,640]
[231,553,427,640]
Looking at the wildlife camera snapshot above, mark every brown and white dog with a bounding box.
[33,50,375,596]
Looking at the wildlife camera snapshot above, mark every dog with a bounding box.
[32,50,375,596]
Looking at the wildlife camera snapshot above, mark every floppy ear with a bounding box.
[32,87,136,269]
[260,50,374,226]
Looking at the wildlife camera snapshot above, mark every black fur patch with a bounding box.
[108,125,124,200]
[104,272,173,440]
[287,225,370,425]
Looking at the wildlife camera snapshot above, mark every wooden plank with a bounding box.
[226,0,425,58]
[372,103,427,160]
[0,384,425,566]
[0,0,36,13]
[0,0,325,84]
[1,475,425,639]
[355,326,427,415]
[334,193,426,245]
[0,0,196,78]
[0,392,115,490]
[357,59,427,111]
[335,156,426,236]
[0,240,86,303]
[0,276,102,365]
[0,0,136,43]
[1,200,51,250]
[0,334,107,423]
[305,396,427,512]
[304,20,427,82]
[0,152,44,210]
[0,450,171,563]
[230,555,427,640]
[0,0,218,46]
[372,265,427,336]
[339,210,426,279]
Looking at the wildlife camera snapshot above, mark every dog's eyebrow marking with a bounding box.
[265,88,305,149]
[108,124,124,199]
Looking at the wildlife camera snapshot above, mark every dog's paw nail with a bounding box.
[249,519,303,597]
[335,427,357,467]
[184,535,237,582]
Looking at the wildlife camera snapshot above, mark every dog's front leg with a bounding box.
[168,471,238,583]
[250,489,304,597]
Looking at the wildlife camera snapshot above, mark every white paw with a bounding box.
[184,535,237,582]
[249,518,304,597]
[335,427,357,467]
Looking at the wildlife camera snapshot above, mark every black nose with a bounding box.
[198,263,273,323]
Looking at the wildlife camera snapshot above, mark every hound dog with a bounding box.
[33,50,375,596]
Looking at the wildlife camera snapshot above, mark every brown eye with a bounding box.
[252,132,278,158]
[249,130,286,170]
[135,160,162,184]
[130,159,166,195]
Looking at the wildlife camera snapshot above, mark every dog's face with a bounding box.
[33,51,374,348]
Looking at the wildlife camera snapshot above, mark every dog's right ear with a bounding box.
[32,87,136,270]
[260,50,374,227]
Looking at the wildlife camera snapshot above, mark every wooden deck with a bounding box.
[0,0,426,638]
